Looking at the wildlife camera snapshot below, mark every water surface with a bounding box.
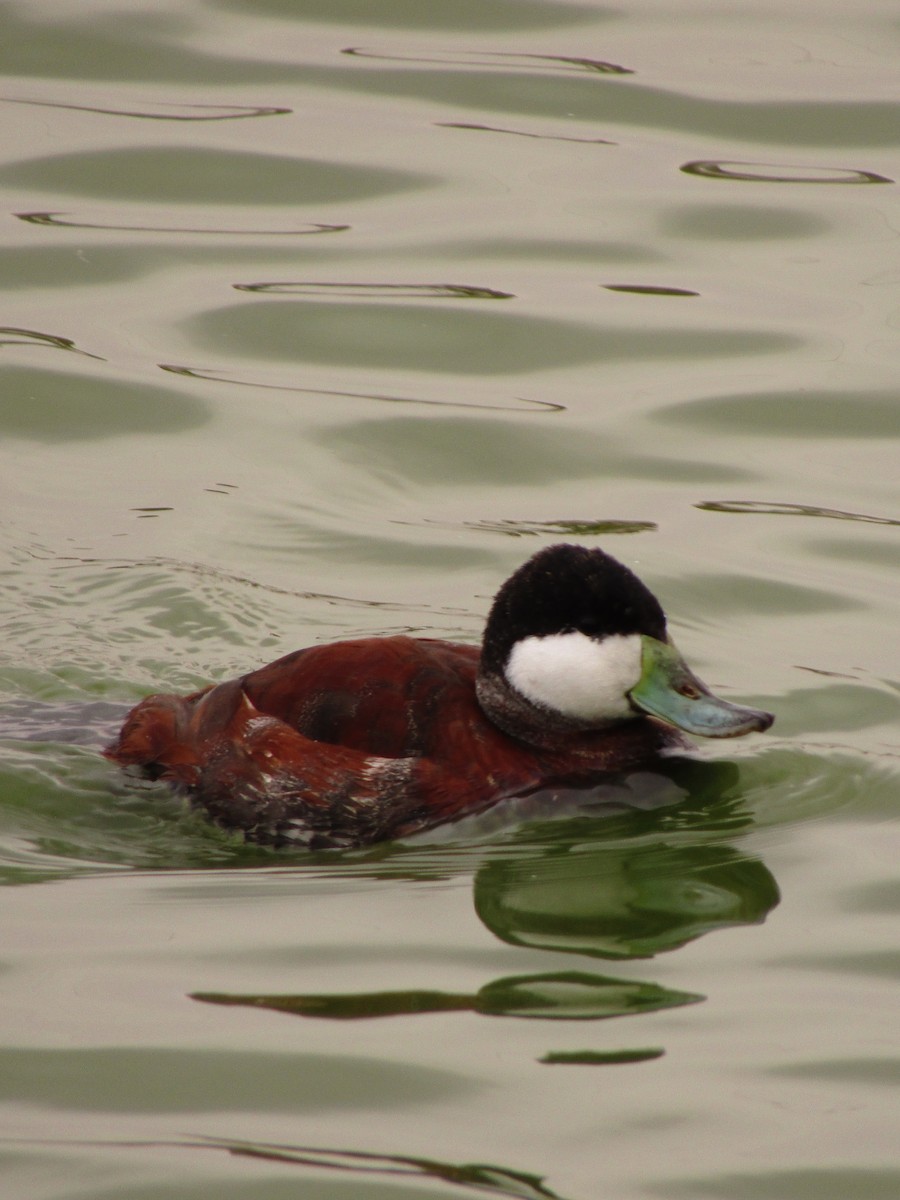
[1,1,898,1198]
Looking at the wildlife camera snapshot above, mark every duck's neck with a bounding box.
[475,667,629,752]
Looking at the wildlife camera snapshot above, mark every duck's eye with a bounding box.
[677,682,702,700]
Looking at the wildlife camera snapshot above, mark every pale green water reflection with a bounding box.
[212,0,600,30]
[0,364,209,441]
[188,300,800,375]
[657,389,900,439]
[0,1046,478,1113]
[660,203,830,241]
[652,1167,900,1200]
[315,417,757,487]
[0,147,433,205]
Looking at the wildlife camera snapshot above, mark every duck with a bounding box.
[104,544,773,848]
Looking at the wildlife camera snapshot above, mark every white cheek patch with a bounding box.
[505,631,644,724]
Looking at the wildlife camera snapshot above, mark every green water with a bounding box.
[1,1,898,1197]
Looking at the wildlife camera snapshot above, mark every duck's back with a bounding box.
[242,635,483,759]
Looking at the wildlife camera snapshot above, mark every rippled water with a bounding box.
[1,2,898,1198]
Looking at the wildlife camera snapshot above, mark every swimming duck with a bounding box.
[105,544,773,848]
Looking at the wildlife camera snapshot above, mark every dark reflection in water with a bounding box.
[159,363,566,413]
[681,160,893,184]
[603,284,699,296]
[438,122,615,144]
[216,1136,570,1200]
[2,97,291,120]
[0,326,105,359]
[15,212,350,236]
[192,970,703,1022]
[475,840,779,960]
[540,1047,664,1065]
[697,500,900,527]
[342,48,631,74]
[233,281,515,299]
[410,517,658,537]
[3,1135,570,1200]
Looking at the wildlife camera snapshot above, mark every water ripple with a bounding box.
[696,500,900,527]
[2,97,291,120]
[407,518,658,537]
[342,47,633,74]
[158,364,565,413]
[15,211,350,236]
[681,160,893,184]
[438,121,614,144]
[1,1134,571,1200]
[0,327,105,360]
[603,284,699,297]
[233,281,515,299]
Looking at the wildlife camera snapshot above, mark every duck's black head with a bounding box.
[480,544,666,677]
[477,543,774,740]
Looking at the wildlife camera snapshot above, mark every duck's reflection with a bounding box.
[473,759,778,961]
[193,969,702,1022]
[474,839,779,961]
[191,759,779,1031]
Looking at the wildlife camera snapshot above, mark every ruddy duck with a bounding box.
[105,544,773,847]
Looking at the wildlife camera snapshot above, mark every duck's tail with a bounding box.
[102,684,216,785]
[104,680,463,846]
